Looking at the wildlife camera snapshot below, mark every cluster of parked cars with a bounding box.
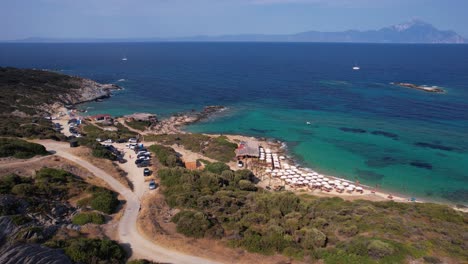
[67,118,82,137]
[135,147,152,168]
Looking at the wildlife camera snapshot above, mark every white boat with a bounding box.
[352,65,360,70]
[122,57,128,61]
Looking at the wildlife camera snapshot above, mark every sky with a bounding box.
[1,0,467,40]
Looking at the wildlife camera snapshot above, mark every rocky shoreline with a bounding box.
[147,105,227,134]
[391,82,445,93]
[44,77,121,114]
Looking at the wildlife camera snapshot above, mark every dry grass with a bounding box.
[69,147,133,190]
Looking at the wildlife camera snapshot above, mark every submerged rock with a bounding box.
[339,127,367,134]
[409,161,433,170]
[414,142,456,152]
[371,130,399,140]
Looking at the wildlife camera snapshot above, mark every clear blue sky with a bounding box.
[2,0,467,40]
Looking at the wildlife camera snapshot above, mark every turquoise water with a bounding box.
[1,43,467,205]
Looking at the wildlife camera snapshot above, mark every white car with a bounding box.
[104,139,113,144]
[128,138,138,143]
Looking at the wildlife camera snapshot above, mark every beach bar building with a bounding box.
[89,114,112,122]
[235,141,260,159]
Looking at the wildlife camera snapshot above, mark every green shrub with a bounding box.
[172,210,212,238]
[204,162,230,174]
[367,240,395,259]
[90,190,119,214]
[11,183,37,196]
[149,144,183,167]
[0,138,48,159]
[72,212,105,225]
[62,238,126,263]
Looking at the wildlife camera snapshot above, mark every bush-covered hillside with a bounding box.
[0,67,83,116]
[0,168,125,263]
[0,138,48,159]
[157,165,467,263]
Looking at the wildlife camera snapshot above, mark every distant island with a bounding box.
[391,82,446,93]
[11,19,467,44]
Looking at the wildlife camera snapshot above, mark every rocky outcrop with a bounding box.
[0,216,71,264]
[57,78,120,106]
[149,106,226,134]
[0,243,71,264]
[391,82,445,93]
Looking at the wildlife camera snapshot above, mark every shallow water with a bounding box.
[1,42,467,205]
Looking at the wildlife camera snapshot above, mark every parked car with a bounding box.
[137,162,151,168]
[143,168,151,176]
[104,139,113,144]
[128,138,138,143]
[149,180,156,190]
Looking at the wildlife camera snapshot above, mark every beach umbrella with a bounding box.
[346,186,354,192]
[349,184,356,189]
[305,176,312,180]
[323,177,329,181]
[336,185,344,190]
[342,182,349,186]
[280,176,287,179]
[265,169,272,173]
[356,186,363,191]
[318,175,324,179]
[271,173,277,177]
[299,177,305,181]
[312,176,318,180]
[308,182,314,187]
[303,180,310,184]
[290,166,297,169]
[286,179,292,183]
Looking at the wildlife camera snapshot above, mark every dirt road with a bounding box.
[36,140,220,264]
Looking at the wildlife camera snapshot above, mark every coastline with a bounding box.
[52,86,466,212]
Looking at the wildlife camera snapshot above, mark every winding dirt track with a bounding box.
[36,140,220,264]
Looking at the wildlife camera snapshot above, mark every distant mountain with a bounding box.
[10,20,467,44]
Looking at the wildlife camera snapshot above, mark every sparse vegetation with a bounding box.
[72,212,105,225]
[157,166,468,263]
[0,138,48,159]
[145,133,237,162]
[125,120,151,131]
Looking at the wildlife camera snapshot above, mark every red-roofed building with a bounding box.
[89,114,112,122]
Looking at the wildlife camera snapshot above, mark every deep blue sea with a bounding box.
[1,42,467,205]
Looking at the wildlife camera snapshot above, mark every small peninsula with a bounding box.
[391,82,446,93]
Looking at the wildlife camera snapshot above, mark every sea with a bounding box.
[1,42,467,206]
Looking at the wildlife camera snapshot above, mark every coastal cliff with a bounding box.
[0,67,120,117]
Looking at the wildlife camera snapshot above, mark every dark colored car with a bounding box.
[136,161,151,168]
[143,168,151,176]
[149,180,156,190]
